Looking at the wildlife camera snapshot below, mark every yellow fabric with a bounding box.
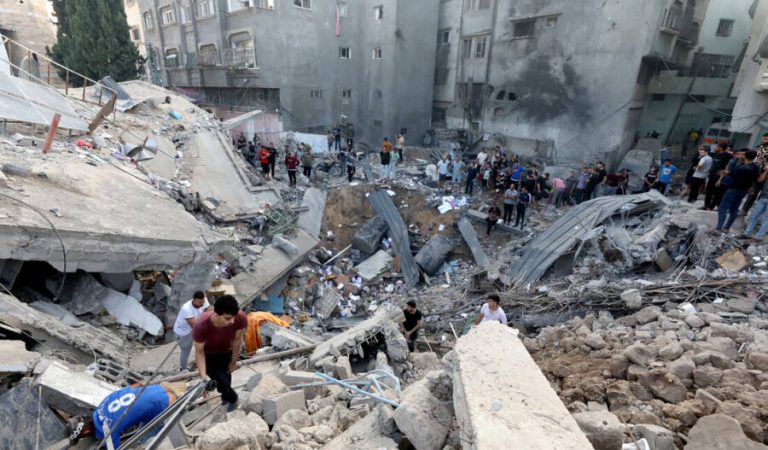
[245,312,290,355]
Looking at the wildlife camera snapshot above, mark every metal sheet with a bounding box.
[367,190,419,287]
[0,72,88,131]
[507,190,670,287]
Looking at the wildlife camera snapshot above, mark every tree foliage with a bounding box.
[47,0,140,85]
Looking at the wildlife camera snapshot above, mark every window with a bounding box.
[496,90,506,100]
[685,94,707,103]
[716,19,734,37]
[478,0,491,9]
[513,19,536,39]
[160,6,176,25]
[294,0,311,9]
[198,43,218,65]
[546,16,558,27]
[470,121,481,132]
[651,93,666,101]
[197,0,215,18]
[374,5,383,20]
[342,89,352,98]
[464,0,491,12]
[255,0,275,8]
[310,89,323,98]
[475,36,487,58]
[180,4,192,22]
[438,29,450,45]
[143,11,154,30]
[372,47,382,59]
[375,89,383,98]
[463,0,475,12]
[164,48,179,67]
[339,47,351,59]
[228,0,247,13]
[462,38,472,58]
[435,69,449,85]
[338,1,348,17]
[130,27,140,40]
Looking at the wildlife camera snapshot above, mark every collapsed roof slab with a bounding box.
[186,130,282,222]
[0,150,229,273]
[451,322,594,450]
[232,229,319,308]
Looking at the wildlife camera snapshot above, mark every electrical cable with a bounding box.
[0,192,67,300]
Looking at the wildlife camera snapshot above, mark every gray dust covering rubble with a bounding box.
[3,77,768,450]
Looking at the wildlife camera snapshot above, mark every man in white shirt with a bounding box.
[473,294,508,325]
[688,146,712,203]
[173,291,211,372]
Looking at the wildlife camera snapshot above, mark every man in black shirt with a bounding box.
[400,300,422,352]
[716,149,760,233]
[485,203,502,236]
[704,144,733,210]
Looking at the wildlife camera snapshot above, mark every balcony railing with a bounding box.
[223,47,256,69]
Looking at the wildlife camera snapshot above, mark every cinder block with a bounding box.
[279,370,323,387]
[334,356,353,380]
[261,390,306,425]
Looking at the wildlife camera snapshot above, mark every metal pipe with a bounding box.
[313,372,400,408]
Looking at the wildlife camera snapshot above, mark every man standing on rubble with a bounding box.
[193,295,247,408]
[465,161,480,195]
[704,143,733,210]
[285,151,300,187]
[502,185,517,224]
[485,202,501,236]
[741,165,768,242]
[400,300,422,352]
[716,149,760,233]
[302,148,314,180]
[472,294,508,325]
[688,146,712,203]
[174,291,211,372]
[515,186,531,229]
[380,137,393,181]
[259,146,271,180]
[268,143,278,179]
[333,124,342,151]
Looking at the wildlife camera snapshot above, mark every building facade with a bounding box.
[637,0,753,145]
[136,0,439,146]
[0,0,60,83]
[432,0,716,166]
[730,0,768,148]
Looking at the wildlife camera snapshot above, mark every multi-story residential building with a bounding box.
[730,0,768,148]
[0,0,61,84]
[432,0,711,166]
[638,0,753,145]
[137,0,439,146]
[124,0,151,81]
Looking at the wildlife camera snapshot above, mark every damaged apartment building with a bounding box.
[137,0,439,145]
[432,0,717,166]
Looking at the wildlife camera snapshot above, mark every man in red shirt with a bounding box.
[259,146,271,180]
[193,295,246,407]
[285,151,300,187]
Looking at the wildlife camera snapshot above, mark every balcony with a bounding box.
[223,47,257,70]
[659,7,681,35]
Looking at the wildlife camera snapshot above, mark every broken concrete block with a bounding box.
[393,378,453,450]
[0,170,7,187]
[196,413,268,450]
[279,370,324,387]
[411,352,440,370]
[573,411,624,450]
[100,289,163,336]
[274,408,312,431]
[620,289,643,310]
[273,233,299,257]
[684,414,768,450]
[244,374,289,415]
[28,301,84,327]
[334,356,353,379]
[633,306,661,325]
[352,216,388,256]
[655,248,674,272]
[0,340,40,376]
[0,379,66,450]
[321,404,398,449]
[631,424,675,450]
[58,272,108,315]
[639,369,687,404]
[384,322,409,363]
[715,249,748,272]
[262,390,306,425]
[34,360,118,415]
[354,250,393,282]
[314,289,340,320]
[414,235,453,275]
[452,322,593,449]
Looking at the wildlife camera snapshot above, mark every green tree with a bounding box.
[47,0,140,85]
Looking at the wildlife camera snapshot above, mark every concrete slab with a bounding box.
[457,217,490,271]
[297,187,327,238]
[321,404,398,449]
[368,191,419,287]
[310,307,403,365]
[186,130,281,222]
[232,229,319,308]
[121,132,178,180]
[0,292,130,364]
[0,148,228,273]
[451,322,593,449]
[0,340,40,375]
[262,390,306,425]
[34,360,118,415]
[100,289,163,336]
[354,250,393,282]
[0,72,88,131]
[352,216,389,256]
